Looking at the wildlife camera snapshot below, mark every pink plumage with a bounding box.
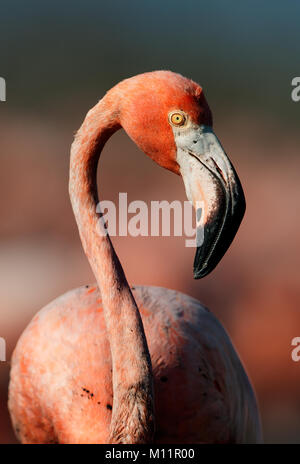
[8,71,261,444]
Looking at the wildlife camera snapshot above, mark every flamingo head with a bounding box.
[117,71,245,278]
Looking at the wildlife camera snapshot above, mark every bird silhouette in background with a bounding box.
[8,71,262,444]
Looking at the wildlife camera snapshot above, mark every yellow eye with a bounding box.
[169,112,186,126]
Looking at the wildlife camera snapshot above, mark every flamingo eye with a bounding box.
[169,112,186,127]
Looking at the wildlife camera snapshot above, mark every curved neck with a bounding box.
[69,92,154,444]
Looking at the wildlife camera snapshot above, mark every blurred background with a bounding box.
[0,0,300,443]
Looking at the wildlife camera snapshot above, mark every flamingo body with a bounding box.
[9,71,262,443]
[9,285,260,443]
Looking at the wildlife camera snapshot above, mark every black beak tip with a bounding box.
[193,270,204,280]
[193,264,212,279]
[193,243,217,279]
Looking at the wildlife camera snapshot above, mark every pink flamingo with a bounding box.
[8,71,261,444]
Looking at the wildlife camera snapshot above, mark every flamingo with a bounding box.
[8,71,262,444]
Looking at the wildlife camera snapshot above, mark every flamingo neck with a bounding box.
[69,91,155,444]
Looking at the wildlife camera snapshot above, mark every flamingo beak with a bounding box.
[175,125,245,279]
